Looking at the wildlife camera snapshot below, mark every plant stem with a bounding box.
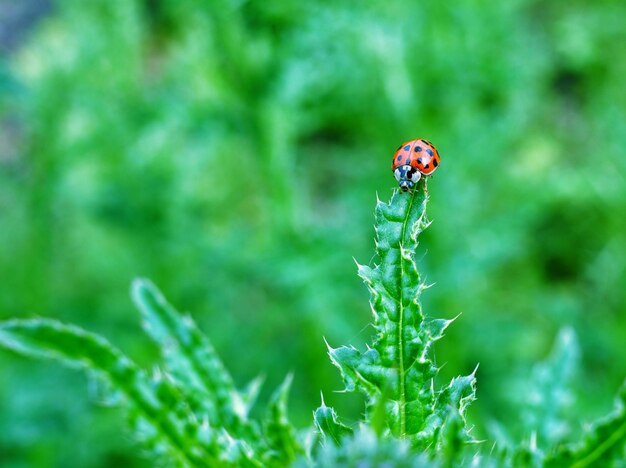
[397,187,418,437]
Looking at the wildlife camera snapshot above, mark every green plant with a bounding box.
[316,179,477,450]
[1,180,625,466]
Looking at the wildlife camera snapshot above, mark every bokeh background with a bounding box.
[1,0,626,466]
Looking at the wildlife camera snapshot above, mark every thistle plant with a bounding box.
[1,180,626,466]
[0,282,301,467]
[315,178,477,453]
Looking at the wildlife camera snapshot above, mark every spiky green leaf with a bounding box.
[307,427,432,468]
[545,382,626,467]
[520,327,580,450]
[132,279,241,430]
[421,370,479,448]
[314,396,354,446]
[263,374,303,465]
[239,375,266,417]
[327,181,477,449]
[0,319,218,467]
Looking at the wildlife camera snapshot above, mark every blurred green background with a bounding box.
[1,0,626,466]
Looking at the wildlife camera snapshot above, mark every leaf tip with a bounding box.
[323,337,334,353]
[283,372,294,389]
[131,277,151,298]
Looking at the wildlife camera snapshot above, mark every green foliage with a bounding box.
[0,318,215,466]
[319,180,477,453]
[488,327,626,467]
[265,374,302,465]
[2,0,626,464]
[0,281,304,467]
[306,427,431,468]
[545,383,626,467]
[313,395,353,447]
[520,327,580,449]
[132,280,241,433]
[1,183,626,466]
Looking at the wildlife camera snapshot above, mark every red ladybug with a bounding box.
[391,138,441,192]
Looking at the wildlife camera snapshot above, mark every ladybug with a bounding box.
[391,138,441,192]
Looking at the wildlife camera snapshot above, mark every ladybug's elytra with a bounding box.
[391,138,441,192]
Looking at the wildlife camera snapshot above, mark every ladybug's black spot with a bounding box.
[433,159,439,167]
[424,164,430,169]
[417,158,423,164]
[404,145,410,151]
[426,149,434,156]
[414,146,422,152]
[397,155,401,161]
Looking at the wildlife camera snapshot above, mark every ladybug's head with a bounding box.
[393,165,421,192]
